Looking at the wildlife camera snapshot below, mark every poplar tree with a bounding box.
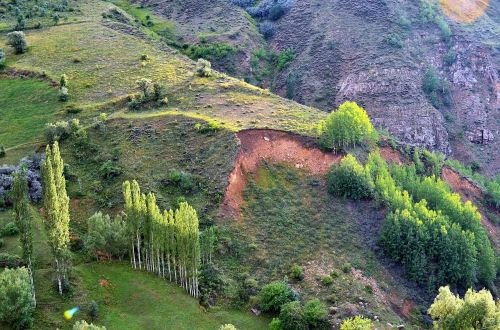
[42,142,70,296]
[12,169,36,306]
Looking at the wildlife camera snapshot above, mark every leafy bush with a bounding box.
[279,301,306,330]
[422,66,450,109]
[99,160,122,179]
[327,154,373,200]
[194,120,221,133]
[1,222,19,236]
[428,286,500,330]
[444,48,456,66]
[0,267,34,330]
[0,239,3,248]
[73,320,106,330]
[247,0,295,20]
[84,212,128,260]
[0,146,5,158]
[485,176,500,209]
[219,325,237,330]
[6,31,28,54]
[45,120,70,143]
[340,316,373,330]
[303,299,328,328]
[384,33,403,48]
[321,275,333,286]
[319,101,378,150]
[0,253,23,268]
[290,264,304,281]
[196,59,213,77]
[269,318,282,330]
[58,86,69,102]
[259,281,294,312]
[276,48,295,70]
[89,300,99,322]
[187,43,235,62]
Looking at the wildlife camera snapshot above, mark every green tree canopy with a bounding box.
[0,267,34,330]
[319,101,377,150]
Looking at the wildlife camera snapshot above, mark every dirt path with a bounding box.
[220,129,342,217]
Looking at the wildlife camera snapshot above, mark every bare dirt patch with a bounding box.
[221,129,342,217]
[442,166,499,247]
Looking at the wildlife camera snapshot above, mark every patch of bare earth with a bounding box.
[441,166,499,248]
[220,129,342,217]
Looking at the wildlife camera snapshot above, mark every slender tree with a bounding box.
[12,169,36,306]
[42,142,70,295]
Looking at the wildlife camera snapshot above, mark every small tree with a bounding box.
[218,325,237,330]
[319,101,377,150]
[60,74,68,87]
[428,286,500,330]
[136,78,153,98]
[327,154,373,200]
[196,58,212,77]
[303,299,328,328]
[0,267,35,330]
[259,280,294,312]
[89,300,98,322]
[279,301,306,330]
[7,31,28,54]
[0,48,5,68]
[340,316,374,330]
[59,86,69,102]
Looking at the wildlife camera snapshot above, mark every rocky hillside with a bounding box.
[136,0,500,175]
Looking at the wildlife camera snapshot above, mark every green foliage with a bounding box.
[0,252,22,268]
[384,33,403,48]
[99,160,122,179]
[186,42,236,62]
[279,301,307,330]
[340,316,373,330]
[259,281,294,312]
[73,320,107,330]
[436,17,452,42]
[444,49,456,66]
[327,154,373,200]
[321,275,333,286]
[7,31,28,54]
[269,318,283,330]
[194,120,222,133]
[1,222,19,236]
[196,59,213,77]
[166,169,197,193]
[428,286,500,330]
[42,142,71,295]
[369,151,497,288]
[290,264,304,281]
[303,299,328,328]
[276,48,295,70]
[219,325,237,330]
[45,120,70,143]
[319,101,378,150]
[84,212,128,260]
[419,0,438,23]
[89,300,99,322]
[58,86,69,102]
[422,66,450,109]
[0,146,5,158]
[60,74,68,88]
[0,267,34,330]
[485,176,500,209]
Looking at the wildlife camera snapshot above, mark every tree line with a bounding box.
[122,180,202,297]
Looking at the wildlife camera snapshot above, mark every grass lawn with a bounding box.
[0,78,62,148]
[74,262,269,330]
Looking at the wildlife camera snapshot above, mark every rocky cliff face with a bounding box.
[134,0,500,174]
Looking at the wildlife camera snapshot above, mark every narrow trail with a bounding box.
[220,129,342,218]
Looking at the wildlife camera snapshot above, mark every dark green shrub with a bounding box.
[0,239,3,248]
[0,146,5,158]
[0,48,5,68]
[290,264,304,281]
[341,262,352,273]
[89,300,98,322]
[340,316,373,330]
[2,222,19,236]
[0,267,34,329]
[259,281,294,312]
[0,253,22,268]
[99,160,122,179]
[327,154,373,200]
[384,33,403,48]
[303,299,329,329]
[279,301,306,330]
[6,31,27,54]
[321,275,333,286]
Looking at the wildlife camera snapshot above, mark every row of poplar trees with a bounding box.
[122,180,202,297]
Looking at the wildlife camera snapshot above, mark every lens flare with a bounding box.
[63,307,80,320]
[440,0,489,24]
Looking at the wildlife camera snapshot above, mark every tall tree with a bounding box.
[42,142,70,296]
[12,169,36,306]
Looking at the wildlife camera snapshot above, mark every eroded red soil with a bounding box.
[221,129,342,217]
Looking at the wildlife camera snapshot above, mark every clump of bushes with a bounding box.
[196,58,213,77]
[319,101,378,151]
[194,120,221,133]
[384,33,403,48]
[327,154,373,200]
[340,316,373,330]
[274,299,329,330]
[259,280,295,312]
[99,160,122,179]
[6,31,27,54]
[0,146,5,158]
[128,78,166,110]
[321,275,333,286]
[165,169,197,193]
[84,212,128,260]
[0,267,34,329]
[259,21,275,39]
[1,222,19,237]
[290,264,304,281]
[422,66,450,109]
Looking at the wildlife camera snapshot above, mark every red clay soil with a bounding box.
[379,146,403,164]
[221,129,342,217]
[442,166,499,247]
